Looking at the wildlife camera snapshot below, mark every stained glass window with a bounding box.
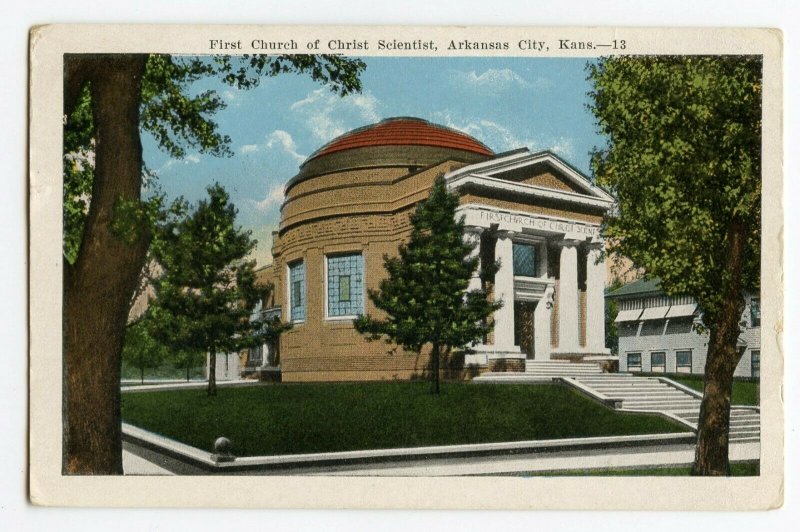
[327,253,364,317]
[512,243,537,277]
[288,260,305,322]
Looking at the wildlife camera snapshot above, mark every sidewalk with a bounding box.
[121,438,759,476]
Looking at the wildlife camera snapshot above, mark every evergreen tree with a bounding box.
[148,184,290,396]
[588,56,761,475]
[355,176,501,394]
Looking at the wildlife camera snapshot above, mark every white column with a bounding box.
[493,231,516,349]
[557,240,580,352]
[586,242,607,353]
[464,227,483,293]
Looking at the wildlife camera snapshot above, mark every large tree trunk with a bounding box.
[63,55,148,475]
[208,347,218,396]
[692,220,748,476]
[431,342,440,395]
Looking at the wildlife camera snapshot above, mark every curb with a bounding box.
[121,422,696,474]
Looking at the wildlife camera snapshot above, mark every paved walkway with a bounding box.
[122,439,759,476]
[123,449,174,475]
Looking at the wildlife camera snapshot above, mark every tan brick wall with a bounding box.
[271,157,608,382]
[580,289,587,347]
[519,170,580,193]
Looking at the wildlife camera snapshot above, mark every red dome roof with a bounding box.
[305,117,494,162]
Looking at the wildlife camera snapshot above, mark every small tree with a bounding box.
[355,176,501,394]
[121,319,168,384]
[171,347,205,382]
[588,56,761,475]
[148,184,289,396]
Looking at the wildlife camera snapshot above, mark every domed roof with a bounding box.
[305,117,494,163]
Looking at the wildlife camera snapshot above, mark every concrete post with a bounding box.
[557,240,580,352]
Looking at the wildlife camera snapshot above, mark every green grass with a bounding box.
[121,382,686,457]
[660,374,760,406]
[517,461,759,476]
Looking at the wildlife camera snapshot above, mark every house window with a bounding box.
[651,351,666,373]
[627,352,642,372]
[288,260,305,322]
[751,350,760,378]
[676,350,692,373]
[750,297,761,327]
[641,320,665,336]
[666,317,693,335]
[512,243,538,277]
[249,345,263,366]
[327,253,364,317]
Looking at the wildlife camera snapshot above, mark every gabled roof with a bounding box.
[606,278,663,299]
[446,149,616,204]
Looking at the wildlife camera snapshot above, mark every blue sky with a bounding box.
[142,57,605,266]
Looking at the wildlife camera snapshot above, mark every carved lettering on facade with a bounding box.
[477,209,598,236]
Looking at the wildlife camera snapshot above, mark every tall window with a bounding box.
[288,260,305,322]
[327,253,364,317]
[627,352,642,372]
[651,351,666,373]
[751,350,760,378]
[750,297,761,327]
[676,350,692,373]
[512,243,538,277]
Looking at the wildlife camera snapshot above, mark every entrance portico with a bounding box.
[446,149,615,369]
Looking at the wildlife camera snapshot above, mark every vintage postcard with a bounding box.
[29,25,783,509]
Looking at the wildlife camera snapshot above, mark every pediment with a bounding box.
[446,149,615,204]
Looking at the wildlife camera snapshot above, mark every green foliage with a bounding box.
[63,54,366,262]
[605,278,623,355]
[122,319,170,384]
[588,56,761,327]
[147,184,290,369]
[354,176,501,388]
[121,383,684,456]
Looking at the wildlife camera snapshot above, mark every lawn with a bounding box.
[121,382,686,457]
[663,374,760,406]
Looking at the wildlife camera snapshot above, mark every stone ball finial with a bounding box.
[214,437,232,454]
[212,437,235,462]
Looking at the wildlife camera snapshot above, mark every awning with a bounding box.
[614,308,643,323]
[640,306,670,320]
[666,303,697,319]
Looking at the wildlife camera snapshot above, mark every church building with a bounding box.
[248,117,615,382]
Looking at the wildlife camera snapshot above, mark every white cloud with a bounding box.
[266,130,306,165]
[185,154,201,164]
[290,88,380,142]
[450,68,554,94]
[239,144,260,154]
[252,183,285,212]
[431,111,575,159]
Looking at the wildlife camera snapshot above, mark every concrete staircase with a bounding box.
[473,368,760,444]
[572,374,760,443]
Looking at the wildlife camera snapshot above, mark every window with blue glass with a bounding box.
[512,243,538,277]
[327,253,364,317]
[288,260,305,322]
[750,297,760,327]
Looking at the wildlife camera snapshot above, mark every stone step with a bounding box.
[623,401,702,409]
